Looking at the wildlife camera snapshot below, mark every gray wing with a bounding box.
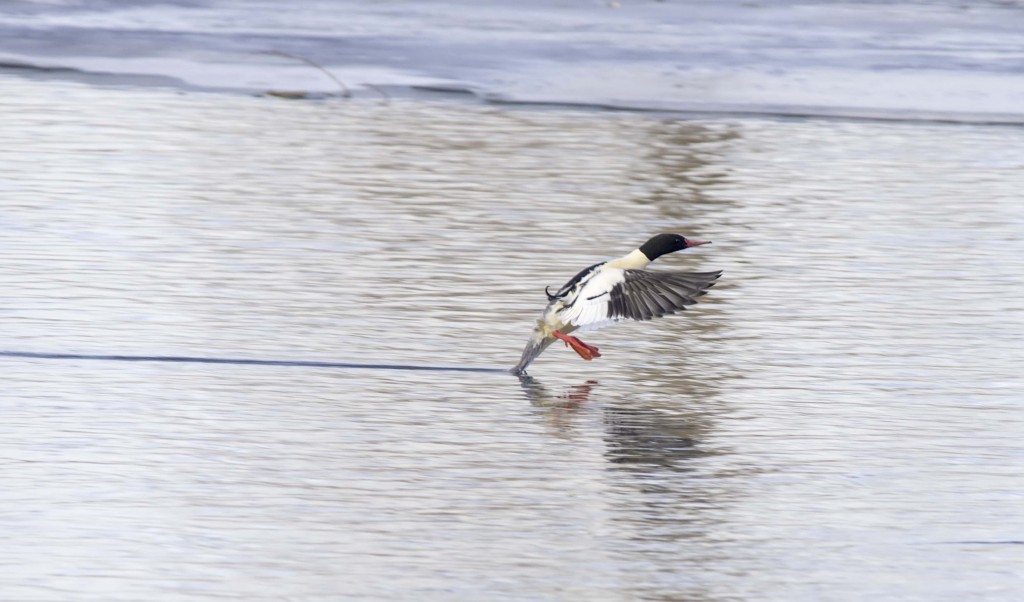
[607,270,722,322]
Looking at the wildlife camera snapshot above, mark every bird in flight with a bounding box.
[512,233,721,375]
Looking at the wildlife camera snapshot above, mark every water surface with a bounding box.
[2,77,1023,600]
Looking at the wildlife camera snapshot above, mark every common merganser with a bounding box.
[511,233,721,375]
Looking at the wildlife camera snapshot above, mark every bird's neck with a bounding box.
[605,248,651,270]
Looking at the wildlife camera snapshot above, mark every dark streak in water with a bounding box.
[0,60,81,73]
[936,540,1024,545]
[479,93,1024,126]
[0,351,506,373]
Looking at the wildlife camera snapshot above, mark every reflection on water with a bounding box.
[2,76,1024,601]
[633,121,740,214]
[521,374,720,470]
[518,376,598,408]
[604,404,710,471]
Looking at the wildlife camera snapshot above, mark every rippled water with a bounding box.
[2,77,1023,600]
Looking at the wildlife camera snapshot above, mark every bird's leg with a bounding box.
[552,330,602,361]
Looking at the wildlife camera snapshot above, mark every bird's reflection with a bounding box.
[517,374,598,408]
[517,374,599,436]
[522,369,735,536]
[519,373,719,469]
[519,372,717,467]
[601,403,709,471]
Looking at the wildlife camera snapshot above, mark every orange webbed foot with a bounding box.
[553,331,602,361]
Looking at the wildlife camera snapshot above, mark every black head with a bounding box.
[638,233,711,261]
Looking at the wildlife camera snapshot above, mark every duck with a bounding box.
[511,233,721,375]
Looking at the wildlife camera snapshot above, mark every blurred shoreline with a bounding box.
[2,0,1024,123]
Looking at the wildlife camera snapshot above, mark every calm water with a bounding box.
[2,76,1023,600]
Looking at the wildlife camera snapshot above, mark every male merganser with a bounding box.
[511,233,721,375]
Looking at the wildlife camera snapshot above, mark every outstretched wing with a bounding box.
[560,269,722,331]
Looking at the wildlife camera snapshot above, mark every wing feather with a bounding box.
[621,270,722,320]
[560,269,722,331]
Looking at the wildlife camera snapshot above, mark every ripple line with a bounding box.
[0,350,507,373]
